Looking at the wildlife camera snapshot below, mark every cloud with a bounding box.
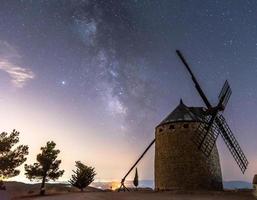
[0,41,35,88]
[0,40,21,59]
[0,59,35,88]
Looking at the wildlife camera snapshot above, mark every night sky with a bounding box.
[0,0,257,183]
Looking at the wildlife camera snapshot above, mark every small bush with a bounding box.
[69,161,96,192]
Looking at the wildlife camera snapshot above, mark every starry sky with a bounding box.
[0,0,257,183]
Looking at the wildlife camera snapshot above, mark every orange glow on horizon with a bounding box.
[110,181,120,190]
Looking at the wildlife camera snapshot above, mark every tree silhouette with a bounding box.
[69,161,96,192]
[133,168,138,189]
[0,130,28,189]
[24,141,64,195]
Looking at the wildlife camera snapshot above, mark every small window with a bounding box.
[159,128,163,133]
[169,125,175,129]
[183,124,189,128]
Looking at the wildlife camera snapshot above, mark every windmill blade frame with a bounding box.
[194,114,220,157]
[176,50,212,108]
[176,49,248,173]
[195,80,232,156]
[215,114,248,173]
[218,80,232,109]
[177,49,222,156]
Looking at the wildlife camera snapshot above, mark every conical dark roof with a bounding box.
[158,99,205,126]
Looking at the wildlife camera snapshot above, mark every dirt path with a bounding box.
[20,191,256,200]
[0,191,10,200]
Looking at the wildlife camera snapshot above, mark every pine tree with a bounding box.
[133,168,138,189]
[24,141,64,195]
[69,161,96,192]
[0,130,28,189]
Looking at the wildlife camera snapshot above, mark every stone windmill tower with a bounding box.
[118,50,248,192]
[155,99,222,190]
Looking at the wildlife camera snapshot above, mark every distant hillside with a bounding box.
[223,181,253,189]
[4,181,102,198]
[91,180,154,190]
[137,180,253,189]
[3,180,253,196]
[95,180,252,190]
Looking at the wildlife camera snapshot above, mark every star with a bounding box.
[1,0,256,184]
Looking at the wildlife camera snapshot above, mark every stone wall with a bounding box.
[154,121,223,191]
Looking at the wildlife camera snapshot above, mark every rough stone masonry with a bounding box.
[154,100,223,191]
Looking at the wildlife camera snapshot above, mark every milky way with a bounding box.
[0,0,257,182]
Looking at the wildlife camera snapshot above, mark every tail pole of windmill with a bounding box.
[118,139,155,192]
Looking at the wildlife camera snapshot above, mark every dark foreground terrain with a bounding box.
[1,190,256,200]
[0,182,255,200]
[0,181,100,200]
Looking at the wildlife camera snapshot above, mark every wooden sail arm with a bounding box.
[118,139,155,191]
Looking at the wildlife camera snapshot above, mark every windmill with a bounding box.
[118,50,248,191]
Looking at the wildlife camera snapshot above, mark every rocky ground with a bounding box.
[0,181,100,200]
[0,182,255,200]
[1,190,255,200]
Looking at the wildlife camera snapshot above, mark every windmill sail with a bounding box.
[176,50,248,174]
[216,114,248,173]
[194,114,220,157]
[176,50,212,108]
[195,111,249,173]
[195,81,232,155]
[218,80,232,109]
